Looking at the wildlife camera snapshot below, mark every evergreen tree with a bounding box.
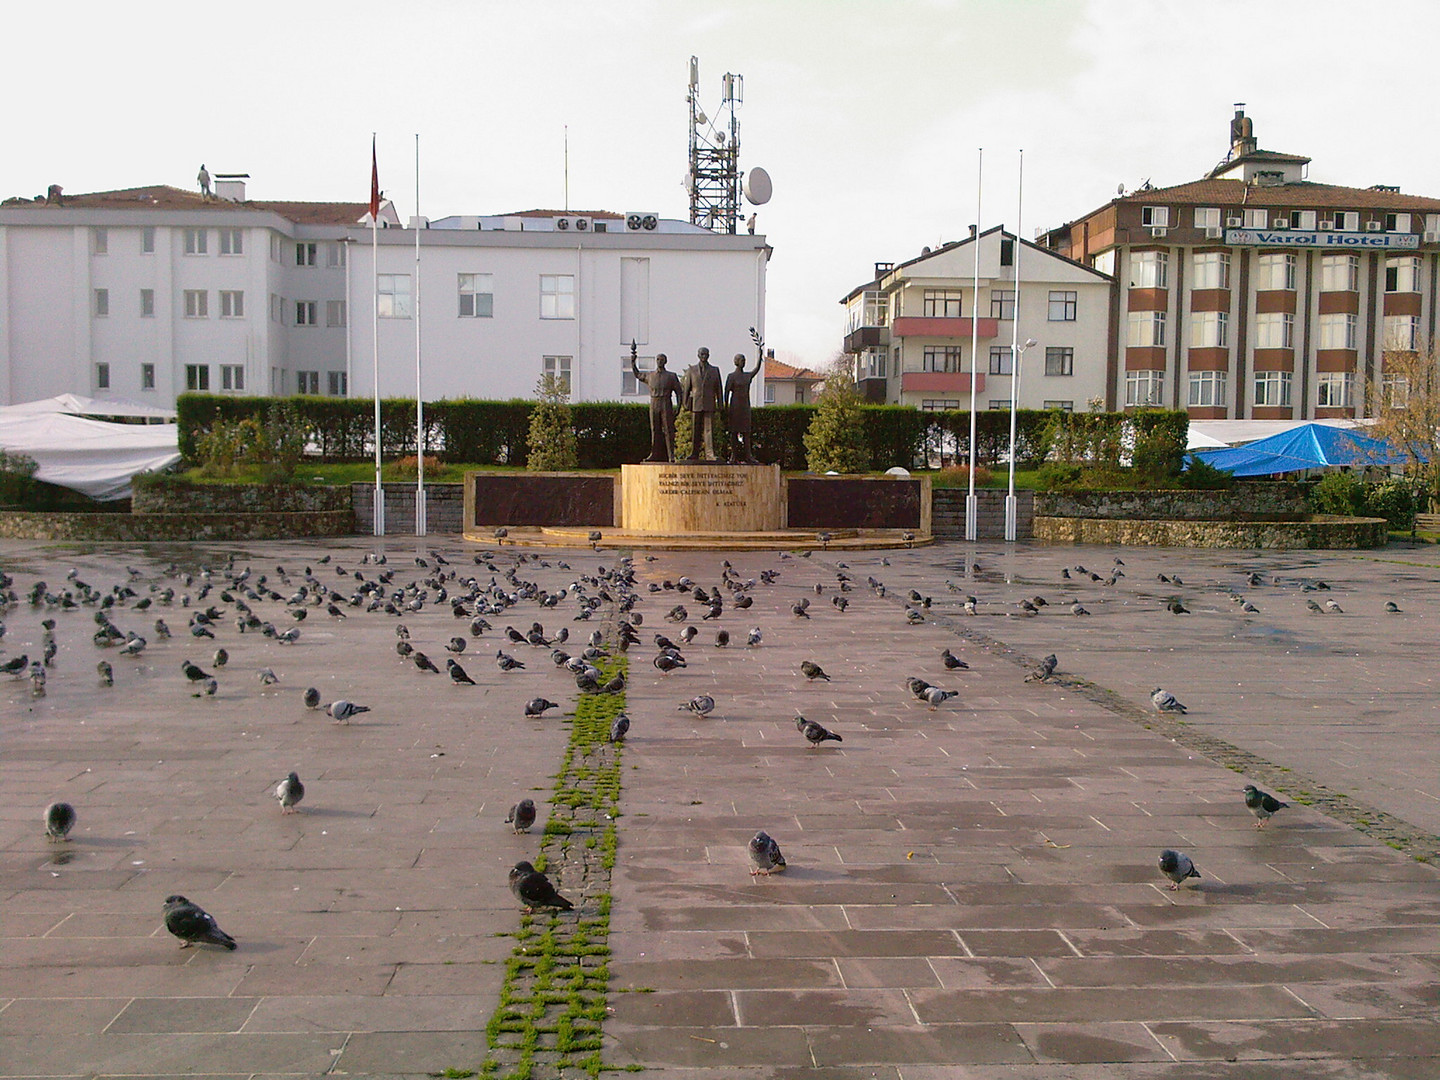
[526,374,579,471]
[803,362,870,473]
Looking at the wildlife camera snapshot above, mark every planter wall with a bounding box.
[1034,482,1307,522]
[930,488,1033,540]
[1033,514,1388,549]
[133,482,350,515]
[0,510,352,541]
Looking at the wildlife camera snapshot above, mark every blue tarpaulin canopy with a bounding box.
[1190,423,1413,477]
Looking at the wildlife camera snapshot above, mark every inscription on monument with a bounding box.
[655,470,749,508]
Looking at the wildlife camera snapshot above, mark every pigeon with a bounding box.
[747,830,786,875]
[1158,849,1200,891]
[800,660,831,682]
[413,651,441,674]
[1070,601,1090,616]
[44,801,76,841]
[795,714,842,747]
[906,676,935,700]
[923,686,959,710]
[1306,599,1324,613]
[1384,601,1401,613]
[1151,687,1187,713]
[447,658,477,685]
[212,647,228,668]
[258,668,279,685]
[653,652,686,673]
[496,650,525,672]
[609,712,630,743]
[679,694,715,718]
[162,895,237,950]
[1166,599,1190,614]
[746,627,762,647]
[680,625,699,643]
[1243,784,1288,829]
[509,860,573,912]
[96,661,113,687]
[525,697,559,717]
[445,637,467,654]
[505,799,537,833]
[1025,654,1058,683]
[1324,599,1343,613]
[325,699,371,724]
[196,677,218,698]
[181,660,212,683]
[940,648,968,670]
[715,629,730,647]
[302,687,321,709]
[791,600,811,619]
[275,772,304,814]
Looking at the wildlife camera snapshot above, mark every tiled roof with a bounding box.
[764,359,823,382]
[498,209,625,219]
[1120,177,1440,211]
[249,200,371,225]
[0,184,369,225]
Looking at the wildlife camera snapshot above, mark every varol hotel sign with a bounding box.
[1226,229,1419,250]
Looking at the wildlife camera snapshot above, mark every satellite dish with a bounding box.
[743,166,772,206]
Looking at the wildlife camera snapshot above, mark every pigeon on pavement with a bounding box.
[923,686,959,710]
[162,895,237,949]
[679,694,715,718]
[795,714,842,747]
[1151,687,1187,713]
[525,697,559,717]
[505,799,537,833]
[1243,784,1289,828]
[258,668,279,685]
[44,801,76,841]
[275,772,305,814]
[97,661,113,687]
[302,687,321,709]
[1158,849,1201,890]
[447,658,477,685]
[496,649,525,671]
[941,648,969,670]
[508,860,573,912]
[800,660,831,682]
[325,700,371,724]
[1025,654,1058,682]
[609,712,630,743]
[181,660,212,683]
[748,830,787,875]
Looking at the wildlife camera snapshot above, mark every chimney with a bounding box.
[214,173,249,202]
[1229,104,1256,159]
[46,184,64,206]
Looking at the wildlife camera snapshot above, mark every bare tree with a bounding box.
[1365,340,1440,510]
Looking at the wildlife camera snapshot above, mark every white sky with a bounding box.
[7,0,1440,372]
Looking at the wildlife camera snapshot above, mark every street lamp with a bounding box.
[1004,337,1037,542]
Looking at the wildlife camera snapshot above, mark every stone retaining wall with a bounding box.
[1033,513,1388,549]
[931,488,1033,540]
[1034,482,1308,522]
[133,481,350,515]
[352,483,465,535]
[0,510,353,541]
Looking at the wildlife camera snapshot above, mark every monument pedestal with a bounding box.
[621,463,782,533]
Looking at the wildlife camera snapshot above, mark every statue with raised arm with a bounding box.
[631,341,682,463]
[681,346,724,462]
[725,351,763,464]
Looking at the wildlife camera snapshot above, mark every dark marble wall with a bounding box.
[470,474,614,528]
[787,478,920,529]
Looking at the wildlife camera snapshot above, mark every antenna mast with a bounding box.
[687,56,742,234]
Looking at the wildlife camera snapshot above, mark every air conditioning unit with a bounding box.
[1319,220,1334,230]
[1148,226,1168,238]
[573,216,591,232]
[554,216,572,230]
[1366,220,1383,231]
[1204,226,1223,239]
[592,221,608,233]
[1272,219,1289,229]
[625,212,660,231]
[1226,216,1244,227]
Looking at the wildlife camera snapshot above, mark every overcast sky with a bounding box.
[7,0,1439,372]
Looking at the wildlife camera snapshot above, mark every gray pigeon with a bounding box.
[1384,601,1401,613]
[1243,784,1288,829]
[275,772,304,814]
[525,697,559,717]
[96,661,113,687]
[508,860,572,912]
[44,801,76,841]
[795,714,842,747]
[212,647,229,668]
[181,659,212,683]
[609,713,630,743]
[325,699,371,724]
[302,687,321,709]
[746,627,762,647]
[1151,687,1187,713]
[800,660,830,682]
[505,798,537,833]
[923,686,959,710]
[747,830,786,875]
[496,649,525,671]
[258,668,279,685]
[679,694,715,718]
[1158,849,1200,891]
[162,895,237,949]
[1025,654,1058,682]
[941,648,968,669]
[447,658,477,685]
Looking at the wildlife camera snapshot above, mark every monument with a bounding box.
[724,328,765,464]
[680,347,724,462]
[630,342,682,463]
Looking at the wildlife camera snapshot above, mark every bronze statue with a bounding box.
[681,346,724,461]
[724,352,762,464]
[631,342,682,462]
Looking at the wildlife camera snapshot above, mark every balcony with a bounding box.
[844,325,888,353]
[890,316,1000,339]
[902,371,984,395]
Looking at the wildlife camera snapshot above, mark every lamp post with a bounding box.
[1004,336,1037,542]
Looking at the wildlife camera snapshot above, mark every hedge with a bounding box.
[175,395,1186,474]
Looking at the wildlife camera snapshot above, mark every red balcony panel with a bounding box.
[901,371,984,394]
[890,316,1000,339]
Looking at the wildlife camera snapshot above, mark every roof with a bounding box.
[1118,177,1440,211]
[1209,148,1313,174]
[764,359,823,382]
[498,209,625,220]
[0,184,369,225]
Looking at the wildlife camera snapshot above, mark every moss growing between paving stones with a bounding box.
[481,653,627,1080]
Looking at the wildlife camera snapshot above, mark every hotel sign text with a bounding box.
[1225,229,1419,250]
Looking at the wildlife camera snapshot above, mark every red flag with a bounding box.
[369,136,380,221]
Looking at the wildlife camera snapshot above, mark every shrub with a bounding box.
[1178,456,1237,490]
[391,454,443,480]
[932,465,992,489]
[526,375,579,471]
[804,366,870,473]
[1308,471,1366,516]
[1363,478,1416,529]
[1034,462,1085,490]
[0,449,39,505]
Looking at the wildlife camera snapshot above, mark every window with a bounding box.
[999,238,1014,267]
[183,228,207,255]
[326,300,347,327]
[922,345,962,372]
[141,363,155,390]
[922,290,963,318]
[1044,347,1073,376]
[93,288,109,317]
[1254,312,1294,349]
[1381,372,1410,407]
[1193,207,1221,230]
[1192,251,1230,289]
[1289,210,1317,231]
[270,293,282,323]
[1092,250,1116,276]
[988,399,1012,410]
[1256,252,1296,291]
[989,289,1015,320]
[459,273,494,317]
[1042,400,1075,411]
[1319,313,1358,350]
[1187,370,1227,407]
[220,364,245,391]
[328,371,347,396]
[1130,251,1168,288]
[1385,256,1421,293]
[1332,211,1358,232]
[92,227,108,254]
[1190,311,1229,348]
[1124,370,1164,406]
[296,371,320,394]
[219,229,244,255]
[1316,372,1354,408]
[327,242,347,268]
[295,300,318,326]
[220,290,244,318]
[1385,212,1412,233]
[540,275,575,319]
[185,364,210,391]
[183,289,208,318]
[1047,290,1077,321]
[622,355,653,396]
[862,349,887,379]
[141,226,156,254]
[1429,214,1440,237]
[377,274,412,318]
[850,290,888,330]
[296,242,318,267]
[1141,205,1170,228]
[95,362,110,389]
[988,346,1011,375]
[543,355,573,397]
[140,288,155,317]
[1253,370,1292,407]
[1126,310,1167,347]
[764,384,776,404]
[1321,254,1359,292]
[1242,207,1268,229]
[1385,314,1420,351]
[921,399,961,411]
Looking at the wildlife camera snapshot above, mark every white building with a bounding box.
[841,227,1112,413]
[0,182,770,409]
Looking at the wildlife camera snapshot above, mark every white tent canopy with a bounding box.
[0,393,176,422]
[0,412,180,500]
[1188,417,1364,450]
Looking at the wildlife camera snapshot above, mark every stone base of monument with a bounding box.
[484,525,927,552]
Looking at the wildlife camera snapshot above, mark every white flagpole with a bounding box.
[965,147,982,542]
[414,132,426,537]
[1005,149,1024,542]
[372,137,384,537]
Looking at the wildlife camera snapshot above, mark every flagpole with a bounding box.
[1005,149,1024,543]
[371,134,384,536]
[414,132,426,537]
[965,147,982,542]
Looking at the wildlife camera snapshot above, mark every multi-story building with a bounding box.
[840,226,1111,414]
[0,181,770,409]
[761,358,823,404]
[1039,107,1440,419]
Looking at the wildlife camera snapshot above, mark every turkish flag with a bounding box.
[369,136,381,221]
